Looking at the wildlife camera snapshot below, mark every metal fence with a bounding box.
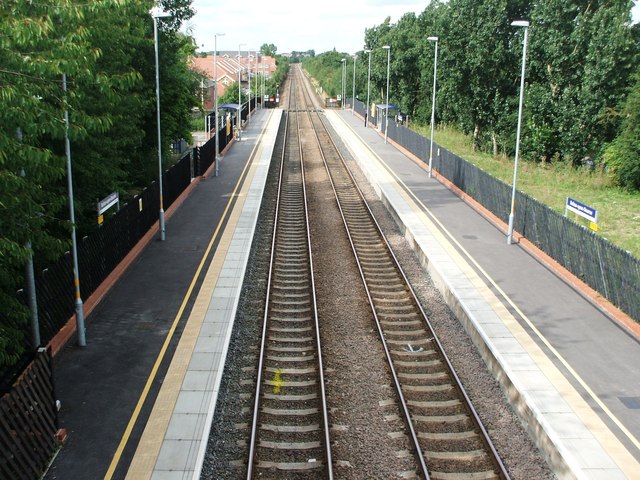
[17,149,193,351]
[5,99,268,390]
[0,348,59,480]
[351,98,640,322]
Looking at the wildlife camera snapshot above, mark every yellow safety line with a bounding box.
[337,114,640,454]
[104,114,272,480]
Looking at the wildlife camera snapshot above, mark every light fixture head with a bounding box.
[364,49,371,53]
[511,20,530,27]
[427,36,438,42]
[150,6,171,18]
[382,45,390,50]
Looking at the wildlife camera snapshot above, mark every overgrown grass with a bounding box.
[413,124,640,258]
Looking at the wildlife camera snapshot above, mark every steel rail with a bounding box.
[246,71,333,479]
[296,64,509,479]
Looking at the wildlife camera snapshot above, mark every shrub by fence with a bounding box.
[352,98,640,322]
[0,349,58,480]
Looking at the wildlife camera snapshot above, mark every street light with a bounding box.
[382,45,391,143]
[341,58,346,109]
[151,5,171,241]
[255,50,259,111]
[62,73,85,346]
[238,43,245,140]
[364,49,371,127]
[214,32,225,177]
[427,36,439,178]
[247,50,252,123]
[507,20,530,245]
[352,53,357,115]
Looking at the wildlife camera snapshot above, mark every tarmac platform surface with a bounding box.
[44,105,640,480]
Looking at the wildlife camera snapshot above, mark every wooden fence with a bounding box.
[0,349,59,480]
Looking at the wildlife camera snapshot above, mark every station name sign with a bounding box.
[565,197,597,224]
[98,192,119,215]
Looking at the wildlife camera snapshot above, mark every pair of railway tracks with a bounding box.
[245,65,509,479]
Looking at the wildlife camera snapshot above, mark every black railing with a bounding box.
[0,348,58,480]
[351,98,640,322]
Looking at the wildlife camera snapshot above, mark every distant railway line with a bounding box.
[198,63,556,479]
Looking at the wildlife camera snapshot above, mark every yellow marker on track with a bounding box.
[273,369,285,394]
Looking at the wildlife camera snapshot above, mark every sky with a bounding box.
[184,0,429,54]
[184,0,640,55]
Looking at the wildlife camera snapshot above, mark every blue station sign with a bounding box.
[565,197,598,224]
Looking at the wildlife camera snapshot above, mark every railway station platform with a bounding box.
[45,108,282,480]
[326,109,640,479]
[45,102,640,480]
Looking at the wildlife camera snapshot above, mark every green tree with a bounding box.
[526,0,637,163]
[604,72,640,189]
[261,43,277,57]
[0,0,199,368]
[0,0,113,367]
[438,0,530,155]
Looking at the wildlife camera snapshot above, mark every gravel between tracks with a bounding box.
[324,118,555,480]
[201,112,555,478]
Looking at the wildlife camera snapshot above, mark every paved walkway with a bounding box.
[45,108,280,480]
[328,109,640,479]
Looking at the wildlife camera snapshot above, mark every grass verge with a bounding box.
[412,124,640,258]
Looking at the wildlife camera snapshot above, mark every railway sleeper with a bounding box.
[267,336,315,344]
[428,469,499,480]
[269,325,314,334]
[394,358,442,369]
[422,450,497,474]
[265,354,317,363]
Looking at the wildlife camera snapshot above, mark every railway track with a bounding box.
[292,65,510,480]
[246,72,333,478]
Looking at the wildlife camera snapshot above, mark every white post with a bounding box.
[365,49,371,126]
[151,7,171,240]
[352,54,356,114]
[507,21,530,245]
[238,43,245,140]
[427,37,438,178]
[214,33,224,176]
[383,45,391,143]
[62,73,86,346]
[341,58,346,109]
[255,50,258,110]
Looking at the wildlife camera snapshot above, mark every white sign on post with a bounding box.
[565,197,597,224]
[98,192,119,215]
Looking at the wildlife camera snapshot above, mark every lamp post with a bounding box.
[62,73,86,346]
[364,49,371,126]
[238,43,245,140]
[352,54,357,115]
[201,78,206,133]
[507,20,530,245]
[151,5,171,241]
[382,45,391,143]
[214,32,224,177]
[255,50,259,110]
[427,36,438,178]
[341,58,346,109]
[260,54,263,105]
[247,51,252,123]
